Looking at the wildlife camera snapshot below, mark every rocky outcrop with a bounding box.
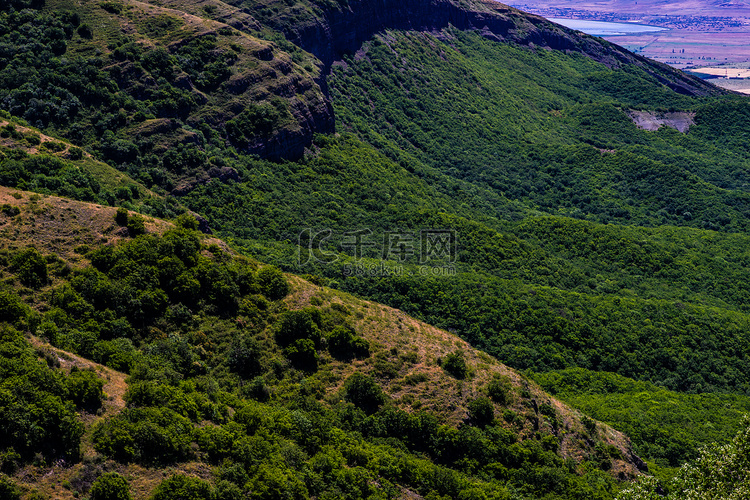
[628,110,696,132]
[260,0,722,97]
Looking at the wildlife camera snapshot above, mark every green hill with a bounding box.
[0,189,640,499]
[2,0,750,497]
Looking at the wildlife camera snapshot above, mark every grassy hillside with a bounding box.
[3,0,750,497]
[0,190,640,500]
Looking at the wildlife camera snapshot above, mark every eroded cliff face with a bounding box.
[247,0,720,98]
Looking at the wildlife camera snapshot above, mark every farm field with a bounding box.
[612,28,750,69]
[511,0,750,69]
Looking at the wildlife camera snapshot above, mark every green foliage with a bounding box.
[0,152,110,205]
[487,375,512,405]
[126,213,146,236]
[0,475,20,500]
[0,204,19,217]
[327,325,369,360]
[228,334,264,378]
[225,99,291,144]
[115,207,128,226]
[274,308,322,347]
[256,266,289,301]
[467,396,494,427]
[284,338,318,371]
[0,325,84,463]
[11,248,47,288]
[151,474,213,500]
[617,417,750,499]
[175,213,199,231]
[533,368,750,466]
[89,473,132,500]
[66,366,104,409]
[5,3,750,497]
[0,290,28,326]
[344,373,385,414]
[442,351,469,380]
[92,407,194,464]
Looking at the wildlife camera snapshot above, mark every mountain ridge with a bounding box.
[228,0,723,95]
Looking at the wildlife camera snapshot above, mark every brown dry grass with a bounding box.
[285,275,645,479]
[0,186,171,269]
[13,337,130,499]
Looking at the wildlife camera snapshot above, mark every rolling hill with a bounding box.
[2,0,750,497]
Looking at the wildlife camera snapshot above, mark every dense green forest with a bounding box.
[2,0,750,497]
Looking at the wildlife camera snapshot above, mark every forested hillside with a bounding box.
[2,0,750,497]
[0,189,641,499]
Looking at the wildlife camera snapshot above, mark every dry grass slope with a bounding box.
[285,275,645,479]
[0,120,149,193]
[0,186,170,268]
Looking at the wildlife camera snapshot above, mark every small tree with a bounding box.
[228,335,264,378]
[285,338,318,371]
[256,266,289,300]
[274,308,321,347]
[11,248,48,288]
[344,373,386,414]
[442,351,469,379]
[0,475,20,500]
[66,366,105,410]
[115,207,129,226]
[328,326,370,360]
[467,396,494,427]
[126,214,146,236]
[175,213,199,231]
[487,375,513,405]
[90,472,132,500]
[150,474,213,500]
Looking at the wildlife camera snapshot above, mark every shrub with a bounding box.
[467,396,494,427]
[77,24,93,39]
[441,351,468,380]
[126,214,146,236]
[344,373,385,414]
[0,292,28,325]
[175,213,199,231]
[328,325,370,360]
[0,475,20,500]
[115,207,129,226]
[487,375,513,405]
[274,308,321,347]
[256,266,289,300]
[89,473,132,500]
[0,204,20,217]
[66,366,104,409]
[92,408,194,464]
[285,338,318,371]
[228,335,264,378]
[11,248,48,288]
[150,474,213,500]
[243,376,270,402]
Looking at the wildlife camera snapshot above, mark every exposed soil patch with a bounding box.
[628,110,695,132]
